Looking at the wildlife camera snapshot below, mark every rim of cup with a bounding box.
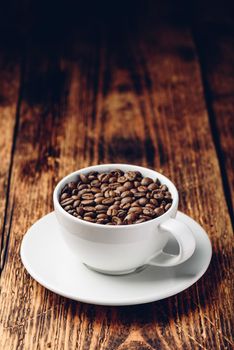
[53,164,179,229]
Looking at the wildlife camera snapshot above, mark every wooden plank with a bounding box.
[0,51,21,273]
[0,10,233,350]
[193,9,234,213]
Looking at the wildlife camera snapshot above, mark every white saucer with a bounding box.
[20,211,212,306]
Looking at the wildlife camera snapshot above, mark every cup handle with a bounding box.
[147,218,196,267]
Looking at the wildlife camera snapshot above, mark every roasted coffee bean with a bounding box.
[116,186,126,193]
[102,192,112,200]
[121,190,133,198]
[141,177,153,186]
[97,218,109,224]
[138,197,148,206]
[126,171,138,181]
[165,203,172,211]
[104,190,111,198]
[97,173,104,181]
[152,189,160,195]
[72,195,79,200]
[117,176,127,183]
[143,208,154,216]
[64,205,73,211]
[78,183,89,190]
[111,169,124,176]
[123,181,133,189]
[83,216,96,222]
[135,171,142,178]
[59,169,172,225]
[80,174,89,184]
[145,203,155,209]
[90,187,101,194]
[155,178,161,185]
[68,209,75,214]
[61,184,69,194]
[79,174,89,183]
[131,200,140,206]
[81,199,95,206]
[102,198,115,205]
[87,172,98,181]
[114,198,121,204]
[112,216,122,225]
[95,193,103,198]
[100,184,109,191]
[68,182,77,189]
[153,191,164,200]
[109,176,117,183]
[84,212,96,219]
[117,210,127,218]
[121,197,133,205]
[121,203,131,210]
[134,192,146,198]
[109,204,120,210]
[60,193,70,200]
[109,182,119,189]
[148,183,158,191]
[165,191,171,197]
[128,207,142,214]
[91,179,101,187]
[60,198,74,206]
[107,208,118,216]
[99,174,110,183]
[83,206,96,212]
[82,193,94,200]
[77,188,89,198]
[87,175,96,181]
[139,215,151,220]
[124,213,137,224]
[150,198,159,206]
[73,200,81,208]
[154,207,164,216]
[95,204,108,211]
[135,218,146,224]
[76,207,84,215]
[95,196,105,204]
[164,194,172,202]
[137,185,147,192]
[97,213,108,219]
[153,193,164,200]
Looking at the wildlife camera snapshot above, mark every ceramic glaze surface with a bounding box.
[53,164,195,273]
[20,211,212,306]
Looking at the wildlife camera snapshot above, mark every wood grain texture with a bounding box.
[193,5,234,212]
[0,51,20,273]
[0,2,233,349]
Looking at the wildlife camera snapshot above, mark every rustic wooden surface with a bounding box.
[0,2,233,349]
[193,9,234,213]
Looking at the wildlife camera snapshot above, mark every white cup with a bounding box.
[53,164,196,275]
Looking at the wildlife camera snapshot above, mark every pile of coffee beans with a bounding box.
[59,170,172,225]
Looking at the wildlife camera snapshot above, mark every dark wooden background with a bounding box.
[0,0,233,349]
